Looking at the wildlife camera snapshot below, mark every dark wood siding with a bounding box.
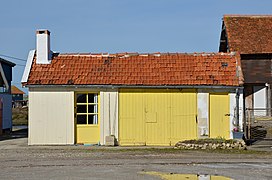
[241,54,272,83]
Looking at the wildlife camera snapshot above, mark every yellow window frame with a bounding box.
[75,92,100,126]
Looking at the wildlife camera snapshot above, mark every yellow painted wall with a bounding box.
[76,125,100,144]
[119,89,197,146]
[170,91,197,144]
[145,91,170,145]
[119,89,146,145]
[209,93,230,139]
[28,87,233,145]
[28,89,74,145]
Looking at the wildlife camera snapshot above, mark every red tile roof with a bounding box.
[24,52,243,87]
[11,85,25,95]
[223,15,272,54]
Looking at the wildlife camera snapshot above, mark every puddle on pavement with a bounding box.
[140,171,233,180]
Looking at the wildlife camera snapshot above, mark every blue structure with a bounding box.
[0,57,15,133]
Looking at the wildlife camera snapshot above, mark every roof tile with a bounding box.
[223,15,272,54]
[11,85,25,95]
[25,53,243,86]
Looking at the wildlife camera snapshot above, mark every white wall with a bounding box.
[253,86,266,109]
[0,94,12,130]
[229,91,243,138]
[100,90,118,145]
[197,93,209,137]
[28,89,74,145]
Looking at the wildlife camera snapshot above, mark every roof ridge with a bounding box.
[224,14,272,18]
[58,52,234,58]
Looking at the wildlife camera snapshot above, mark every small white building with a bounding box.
[22,30,244,146]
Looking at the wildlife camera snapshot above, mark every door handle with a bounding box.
[225,114,230,116]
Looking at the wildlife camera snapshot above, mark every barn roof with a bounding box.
[221,15,272,54]
[23,52,243,87]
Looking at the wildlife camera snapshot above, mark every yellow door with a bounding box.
[119,89,197,146]
[209,93,230,139]
[75,93,100,144]
[170,90,197,145]
[145,91,170,146]
[119,90,145,145]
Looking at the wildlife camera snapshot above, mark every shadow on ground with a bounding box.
[0,128,28,141]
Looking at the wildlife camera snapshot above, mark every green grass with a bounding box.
[12,107,28,125]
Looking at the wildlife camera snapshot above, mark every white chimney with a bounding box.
[36,29,52,64]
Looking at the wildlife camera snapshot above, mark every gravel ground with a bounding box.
[0,132,272,180]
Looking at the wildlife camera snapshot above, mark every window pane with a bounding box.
[88,115,98,124]
[88,94,96,103]
[77,94,86,103]
[88,105,97,114]
[77,115,87,124]
[77,105,87,113]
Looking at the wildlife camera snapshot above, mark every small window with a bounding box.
[76,93,98,125]
[77,94,86,103]
[88,94,96,103]
[77,105,87,113]
[77,115,87,124]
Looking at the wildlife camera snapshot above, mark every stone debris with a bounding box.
[175,140,247,150]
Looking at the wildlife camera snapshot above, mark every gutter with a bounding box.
[235,88,240,128]
[26,84,244,90]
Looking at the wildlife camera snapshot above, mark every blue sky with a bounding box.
[1,0,272,93]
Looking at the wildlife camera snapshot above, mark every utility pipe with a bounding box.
[235,88,240,128]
